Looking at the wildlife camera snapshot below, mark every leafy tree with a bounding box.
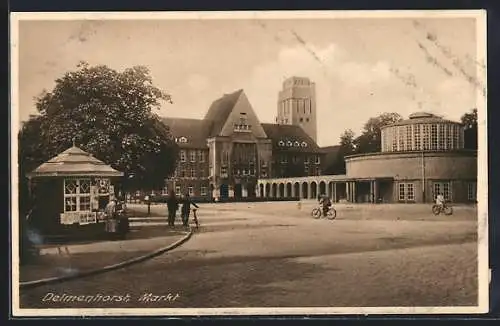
[354,112,403,153]
[461,108,478,150]
[19,62,179,203]
[326,129,356,174]
[339,129,356,155]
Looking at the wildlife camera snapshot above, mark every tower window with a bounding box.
[306,118,310,122]
[300,118,303,122]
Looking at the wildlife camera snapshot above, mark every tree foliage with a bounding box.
[19,62,179,198]
[326,129,356,174]
[460,108,478,150]
[354,112,403,153]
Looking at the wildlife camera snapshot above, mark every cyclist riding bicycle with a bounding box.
[318,194,332,217]
[435,193,446,210]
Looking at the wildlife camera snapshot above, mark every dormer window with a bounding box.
[301,141,308,147]
[278,140,285,146]
[294,141,300,147]
[286,141,293,147]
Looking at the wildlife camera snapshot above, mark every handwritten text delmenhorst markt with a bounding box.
[42,292,181,304]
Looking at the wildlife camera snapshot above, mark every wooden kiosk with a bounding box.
[26,144,124,240]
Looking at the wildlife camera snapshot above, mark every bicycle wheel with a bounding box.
[327,208,337,220]
[431,205,441,215]
[444,206,453,215]
[312,208,322,219]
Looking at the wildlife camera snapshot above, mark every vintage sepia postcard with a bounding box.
[10,10,488,317]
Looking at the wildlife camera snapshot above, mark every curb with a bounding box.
[20,229,193,290]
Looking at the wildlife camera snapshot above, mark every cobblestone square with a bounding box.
[19,202,479,309]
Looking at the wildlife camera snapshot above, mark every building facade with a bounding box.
[276,77,317,142]
[257,112,477,204]
[163,87,324,200]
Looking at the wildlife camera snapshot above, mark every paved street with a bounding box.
[19,202,479,308]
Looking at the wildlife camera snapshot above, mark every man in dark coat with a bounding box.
[166,190,178,227]
[180,193,199,227]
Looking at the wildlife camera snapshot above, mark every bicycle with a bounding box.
[311,205,337,220]
[432,204,453,216]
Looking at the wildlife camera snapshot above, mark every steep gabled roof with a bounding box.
[203,89,243,137]
[161,117,209,149]
[261,123,322,153]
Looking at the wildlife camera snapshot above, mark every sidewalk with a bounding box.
[20,227,187,283]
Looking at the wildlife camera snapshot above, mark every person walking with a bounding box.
[180,193,199,227]
[166,190,178,227]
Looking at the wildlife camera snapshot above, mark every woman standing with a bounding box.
[166,190,178,227]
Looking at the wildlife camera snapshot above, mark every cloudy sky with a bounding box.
[15,13,482,147]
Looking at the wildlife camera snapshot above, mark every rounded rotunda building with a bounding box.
[344,112,477,203]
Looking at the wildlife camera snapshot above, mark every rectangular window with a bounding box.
[190,168,196,178]
[175,186,181,196]
[438,124,445,150]
[161,186,168,195]
[392,127,398,151]
[398,183,405,201]
[221,166,227,176]
[414,124,421,150]
[458,126,464,149]
[452,125,459,149]
[64,178,92,212]
[198,150,205,162]
[398,183,415,201]
[298,100,305,115]
[422,125,430,150]
[180,150,186,162]
[468,182,477,201]
[304,165,309,175]
[293,155,298,164]
[281,155,288,164]
[304,156,310,164]
[201,186,207,196]
[433,182,452,201]
[445,124,452,150]
[190,151,196,162]
[315,155,320,164]
[180,168,186,178]
[398,126,405,151]
[406,126,412,151]
[188,186,194,196]
[431,124,438,150]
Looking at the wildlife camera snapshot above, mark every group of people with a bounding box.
[166,190,199,227]
[316,192,447,215]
